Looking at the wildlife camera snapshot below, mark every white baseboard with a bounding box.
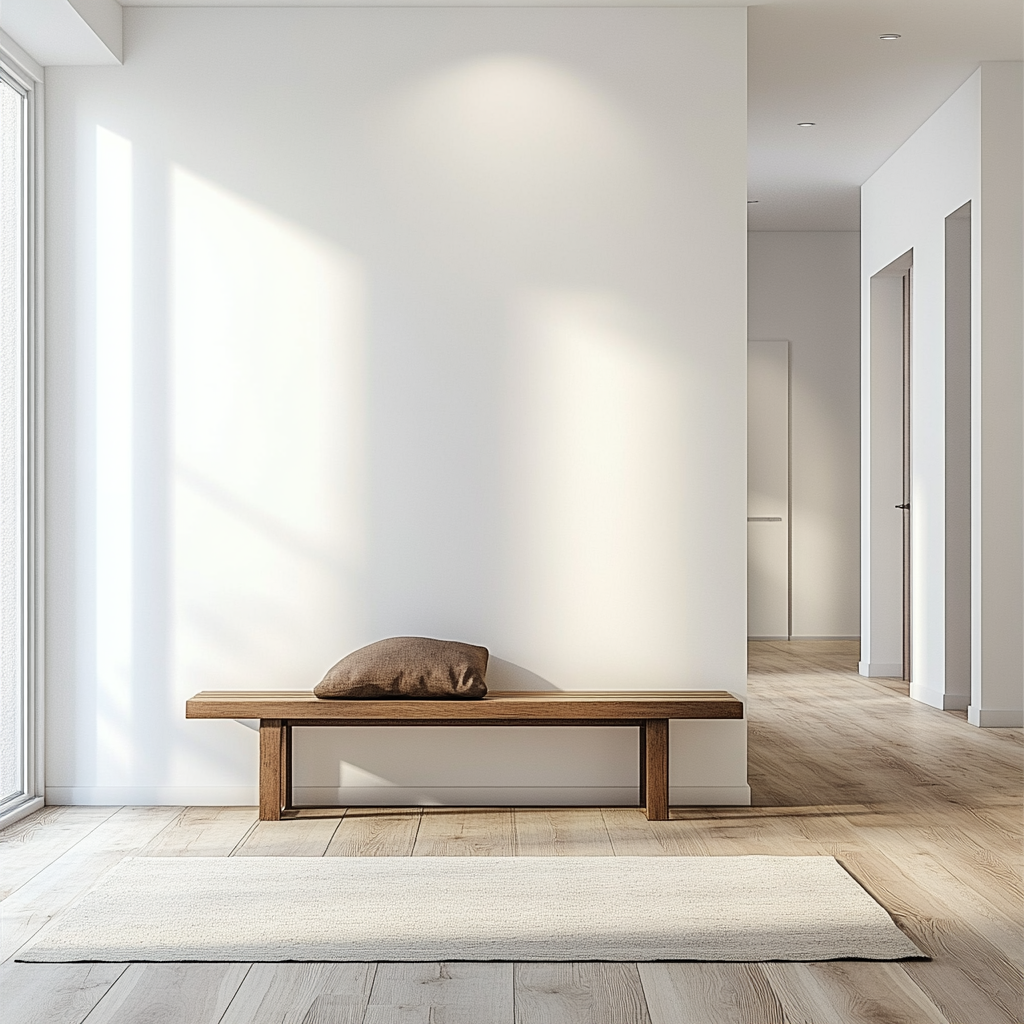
[967,707,1024,728]
[44,785,752,808]
[293,786,635,807]
[672,786,751,806]
[909,684,970,711]
[750,636,860,642]
[294,785,753,807]
[790,635,860,641]
[45,786,258,806]
[859,661,903,678]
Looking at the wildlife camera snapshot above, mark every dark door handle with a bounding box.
[895,503,910,510]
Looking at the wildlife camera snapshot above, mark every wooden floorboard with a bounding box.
[412,808,515,857]
[762,962,950,1024]
[0,963,128,1024]
[1,640,1021,1024]
[219,963,376,1024]
[514,963,651,1024]
[364,962,513,1024]
[512,807,614,856]
[138,806,259,858]
[897,958,1023,1024]
[0,806,119,901]
[325,808,422,857]
[638,963,784,1024]
[79,963,250,1024]
[231,817,341,857]
[601,806,712,856]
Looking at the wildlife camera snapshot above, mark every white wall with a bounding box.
[861,64,1024,726]
[747,232,861,639]
[44,7,750,806]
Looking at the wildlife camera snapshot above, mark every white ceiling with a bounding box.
[18,1,1024,230]
[746,0,1022,229]
[1,0,121,64]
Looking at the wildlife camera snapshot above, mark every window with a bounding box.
[0,50,41,827]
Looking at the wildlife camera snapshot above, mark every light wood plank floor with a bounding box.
[2,641,1021,1023]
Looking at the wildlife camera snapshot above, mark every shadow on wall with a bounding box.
[486,658,560,691]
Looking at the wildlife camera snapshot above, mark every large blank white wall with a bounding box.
[44,7,750,805]
[748,232,861,639]
[861,64,1023,725]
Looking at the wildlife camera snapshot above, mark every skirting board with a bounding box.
[45,785,752,808]
[750,636,860,642]
[293,786,752,807]
[859,661,903,678]
[790,636,860,641]
[909,684,970,711]
[967,707,1024,728]
[46,787,260,806]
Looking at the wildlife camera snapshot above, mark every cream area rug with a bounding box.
[18,855,924,963]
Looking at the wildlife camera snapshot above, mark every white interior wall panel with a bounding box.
[43,6,751,805]
[747,232,861,640]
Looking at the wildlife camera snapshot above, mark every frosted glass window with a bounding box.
[0,73,25,808]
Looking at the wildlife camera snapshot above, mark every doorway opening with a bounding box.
[900,266,912,682]
[944,201,972,707]
[861,250,913,682]
[747,340,790,640]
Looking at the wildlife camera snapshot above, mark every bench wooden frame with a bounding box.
[185,690,744,822]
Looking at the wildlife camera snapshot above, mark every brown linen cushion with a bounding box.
[314,637,489,699]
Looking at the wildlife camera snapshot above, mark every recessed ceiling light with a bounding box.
[879,33,902,41]
[797,122,816,128]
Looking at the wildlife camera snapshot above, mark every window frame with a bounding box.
[0,35,44,830]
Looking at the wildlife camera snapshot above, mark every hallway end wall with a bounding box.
[748,231,861,640]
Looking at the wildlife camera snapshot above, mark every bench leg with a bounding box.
[282,723,293,811]
[259,719,284,821]
[639,723,647,807]
[642,719,669,821]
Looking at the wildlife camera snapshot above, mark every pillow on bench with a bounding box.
[314,637,489,700]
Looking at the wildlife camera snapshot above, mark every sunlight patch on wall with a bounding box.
[338,761,395,789]
[170,169,366,744]
[94,126,134,784]
[506,291,686,689]
[379,53,653,245]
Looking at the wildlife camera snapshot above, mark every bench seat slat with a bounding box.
[186,690,744,722]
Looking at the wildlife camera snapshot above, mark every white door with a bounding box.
[748,341,790,639]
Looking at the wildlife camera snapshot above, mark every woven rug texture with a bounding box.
[18,854,925,963]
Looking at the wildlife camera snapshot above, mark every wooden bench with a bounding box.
[185,690,744,822]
